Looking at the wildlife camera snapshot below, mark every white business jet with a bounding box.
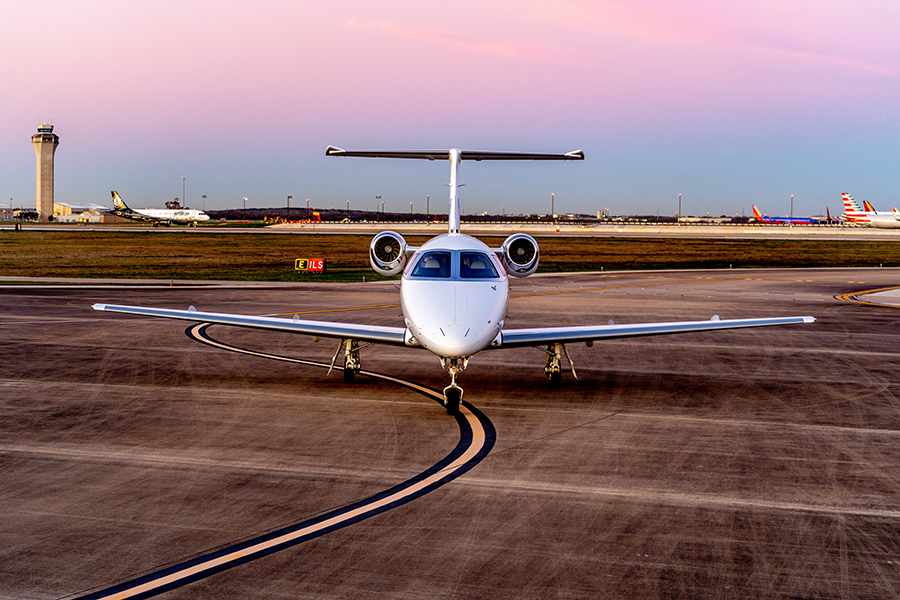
[93,147,814,413]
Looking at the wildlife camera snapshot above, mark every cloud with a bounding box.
[343,18,570,65]
[542,0,900,78]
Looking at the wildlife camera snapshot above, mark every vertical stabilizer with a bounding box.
[325,146,583,235]
[448,149,461,234]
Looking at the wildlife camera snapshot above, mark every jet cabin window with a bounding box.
[411,251,452,278]
[460,252,500,279]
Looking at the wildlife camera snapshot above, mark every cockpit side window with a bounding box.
[410,251,452,278]
[460,251,500,279]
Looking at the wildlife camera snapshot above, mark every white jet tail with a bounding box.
[325,146,584,234]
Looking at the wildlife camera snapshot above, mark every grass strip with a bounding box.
[2,231,899,282]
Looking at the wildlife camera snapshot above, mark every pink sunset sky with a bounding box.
[1,0,898,216]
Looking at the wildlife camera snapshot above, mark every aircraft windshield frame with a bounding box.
[410,251,452,279]
[409,250,500,280]
[459,251,500,279]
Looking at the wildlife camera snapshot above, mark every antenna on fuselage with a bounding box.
[325,146,584,234]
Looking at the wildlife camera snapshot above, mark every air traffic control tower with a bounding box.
[32,123,59,221]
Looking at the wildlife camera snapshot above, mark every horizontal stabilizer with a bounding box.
[325,146,583,161]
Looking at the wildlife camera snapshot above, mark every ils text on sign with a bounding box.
[295,258,325,272]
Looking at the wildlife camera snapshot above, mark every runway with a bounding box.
[3,269,900,598]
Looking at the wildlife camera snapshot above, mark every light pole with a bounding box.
[347,199,350,219]
[410,201,413,219]
[426,194,430,216]
[202,194,206,211]
[287,195,292,222]
[306,198,309,219]
[790,194,794,227]
[243,197,247,220]
[551,193,555,222]
[375,195,381,221]
[182,177,185,207]
[678,193,681,224]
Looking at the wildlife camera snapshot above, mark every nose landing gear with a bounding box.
[441,357,468,414]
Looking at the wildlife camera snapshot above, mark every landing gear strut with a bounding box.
[328,339,371,383]
[441,357,468,415]
[540,342,577,387]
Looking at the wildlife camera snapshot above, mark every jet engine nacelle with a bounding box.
[500,233,539,277]
[369,231,408,275]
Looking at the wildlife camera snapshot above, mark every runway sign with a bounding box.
[295,258,325,272]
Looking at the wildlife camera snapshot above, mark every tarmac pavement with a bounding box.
[2,269,900,599]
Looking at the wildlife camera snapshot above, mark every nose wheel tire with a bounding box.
[444,388,461,415]
[549,371,562,387]
[343,368,355,384]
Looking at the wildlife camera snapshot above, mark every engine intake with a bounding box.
[501,233,539,277]
[370,231,408,275]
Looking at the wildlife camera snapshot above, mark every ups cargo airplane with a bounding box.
[93,147,815,414]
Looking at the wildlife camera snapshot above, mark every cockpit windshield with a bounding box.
[410,251,452,278]
[460,252,500,279]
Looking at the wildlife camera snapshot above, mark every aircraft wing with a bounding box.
[91,304,408,345]
[497,316,815,348]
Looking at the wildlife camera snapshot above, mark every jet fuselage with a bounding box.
[400,233,508,358]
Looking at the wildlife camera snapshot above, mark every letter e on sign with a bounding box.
[308,258,325,272]
[295,258,309,271]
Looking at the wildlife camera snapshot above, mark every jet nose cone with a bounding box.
[435,324,483,356]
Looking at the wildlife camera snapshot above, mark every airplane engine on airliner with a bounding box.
[500,233,539,277]
[369,231,408,275]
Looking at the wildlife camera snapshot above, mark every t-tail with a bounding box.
[325,146,584,234]
[751,206,768,223]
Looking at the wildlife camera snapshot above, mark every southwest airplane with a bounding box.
[110,191,211,226]
[751,206,819,225]
[841,193,900,228]
[93,147,814,414]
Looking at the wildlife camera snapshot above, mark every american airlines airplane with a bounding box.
[841,193,900,228]
[110,191,211,226]
[93,147,814,414]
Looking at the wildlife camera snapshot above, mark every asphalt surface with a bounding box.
[3,269,900,599]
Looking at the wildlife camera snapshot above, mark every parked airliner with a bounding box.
[841,193,900,228]
[110,191,210,226]
[94,147,814,414]
[751,206,818,225]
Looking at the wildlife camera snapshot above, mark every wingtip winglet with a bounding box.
[803,316,816,323]
[325,145,345,156]
[566,150,585,160]
[92,304,106,311]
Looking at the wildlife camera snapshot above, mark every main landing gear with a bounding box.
[539,342,577,387]
[441,357,468,415]
[329,339,371,383]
